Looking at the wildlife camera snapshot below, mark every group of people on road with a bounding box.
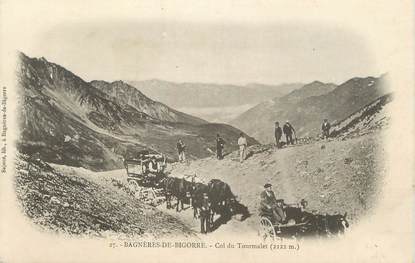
[274,119,332,148]
[262,118,332,224]
[274,121,296,148]
[176,119,332,164]
[176,132,248,164]
[212,132,248,163]
[176,134,228,163]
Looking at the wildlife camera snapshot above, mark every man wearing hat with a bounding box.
[200,192,211,234]
[321,119,331,139]
[216,133,225,160]
[283,121,296,145]
[274,122,282,149]
[260,183,286,224]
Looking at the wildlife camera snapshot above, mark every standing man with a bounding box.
[237,133,248,163]
[177,139,186,163]
[216,134,225,160]
[274,122,282,148]
[200,193,211,234]
[322,119,331,139]
[283,121,296,146]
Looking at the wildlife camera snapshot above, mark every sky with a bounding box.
[26,21,380,86]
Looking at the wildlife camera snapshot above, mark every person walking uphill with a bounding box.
[322,119,331,139]
[283,121,296,146]
[216,134,225,160]
[237,133,248,163]
[177,139,186,163]
[274,122,282,148]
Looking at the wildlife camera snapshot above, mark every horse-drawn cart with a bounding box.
[124,151,167,206]
[259,204,349,240]
[259,216,308,241]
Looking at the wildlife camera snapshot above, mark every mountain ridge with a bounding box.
[230,75,388,143]
[17,52,258,171]
[90,79,207,125]
[127,79,304,108]
[330,93,393,139]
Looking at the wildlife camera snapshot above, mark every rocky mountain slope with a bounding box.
[17,52,257,171]
[231,76,389,143]
[15,154,194,238]
[330,93,393,139]
[127,79,303,108]
[90,80,206,124]
[230,81,337,142]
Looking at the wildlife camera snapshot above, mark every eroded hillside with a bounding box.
[14,154,195,238]
[17,52,257,171]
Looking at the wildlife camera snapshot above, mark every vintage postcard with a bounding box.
[0,0,413,262]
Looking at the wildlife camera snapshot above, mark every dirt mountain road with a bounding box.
[168,132,385,234]
[52,132,385,239]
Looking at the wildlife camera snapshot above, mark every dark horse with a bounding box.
[207,179,250,230]
[283,205,349,238]
[191,182,210,218]
[161,177,193,211]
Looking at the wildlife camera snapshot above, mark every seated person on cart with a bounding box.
[148,157,160,173]
[146,156,166,182]
[260,183,286,224]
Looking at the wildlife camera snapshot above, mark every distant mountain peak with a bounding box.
[231,75,388,143]
[127,80,303,109]
[309,80,325,85]
[90,79,207,124]
[111,80,126,85]
[17,52,257,171]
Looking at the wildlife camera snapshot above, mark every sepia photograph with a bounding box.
[0,1,413,262]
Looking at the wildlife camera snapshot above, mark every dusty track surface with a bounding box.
[64,132,384,239]
[167,132,385,236]
[15,132,385,240]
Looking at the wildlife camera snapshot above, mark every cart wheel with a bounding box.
[137,188,156,205]
[260,217,276,241]
[147,189,157,205]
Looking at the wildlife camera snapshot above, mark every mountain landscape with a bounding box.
[127,80,303,123]
[89,80,206,125]
[14,51,392,241]
[17,52,257,171]
[127,80,303,108]
[15,117,389,238]
[231,76,389,143]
